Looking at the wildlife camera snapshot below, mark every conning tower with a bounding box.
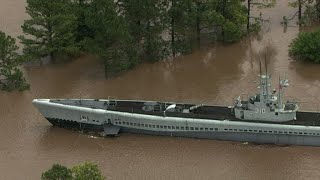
[233,63,298,122]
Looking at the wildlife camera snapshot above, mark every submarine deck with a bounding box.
[49,99,320,126]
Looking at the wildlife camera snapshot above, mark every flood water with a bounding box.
[1,0,320,179]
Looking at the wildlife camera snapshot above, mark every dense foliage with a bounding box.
[246,0,276,32]
[41,162,104,180]
[19,0,276,77]
[318,0,320,20]
[289,29,320,63]
[83,0,140,77]
[41,164,72,180]
[72,162,104,180]
[0,31,29,91]
[19,0,79,63]
[288,0,320,25]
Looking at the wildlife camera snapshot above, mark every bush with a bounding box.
[41,162,105,180]
[1,68,30,91]
[289,29,320,63]
[72,162,104,180]
[0,31,29,91]
[41,164,72,180]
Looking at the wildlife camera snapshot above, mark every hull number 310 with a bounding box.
[255,108,266,113]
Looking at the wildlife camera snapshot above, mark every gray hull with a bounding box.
[122,128,319,146]
[34,99,320,147]
[46,117,320,147]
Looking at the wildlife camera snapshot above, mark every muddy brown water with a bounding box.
[1,0,320,179]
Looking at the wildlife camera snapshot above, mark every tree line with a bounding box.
[1,0,320,91]
[0,32,29,91]
[287,0,320,26]
[18,0,258,77]
[288,0,320,63]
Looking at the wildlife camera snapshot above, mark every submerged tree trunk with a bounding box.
[47,18,55,63]
[104,62,108,79]
[50,52,54,62]
[76,0,85,48]
[171,18,175,57]
[316,0,320,21]
[171,0,176,57]
[298,0,302,26]
[221,0,226,41]
[196,1,201,48]
[247,0,251,32]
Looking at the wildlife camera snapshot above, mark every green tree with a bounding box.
[41,162,104,180]
[41,164,72,180]
[194,0,205,47]
[166,0,248,56]
[221,0,247,41]
[72,0,94,50]
[169,0,196,57]
[246,0,275,32]
[288,0,320,25]
[72,162,104,180]
[116,0,169,62]
[0,31,29,91]
[288,0,308,25]
[289,29,320,63]
[316,0,320,20]
[203,0,247,42]
[19,0,79,63]
[84,0,139,77]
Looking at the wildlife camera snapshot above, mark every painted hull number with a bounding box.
[255,108,266,113]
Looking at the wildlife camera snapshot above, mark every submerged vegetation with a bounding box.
[289,29,320,63]
[288,1,320,63]
[246,0,276,32]
[41,162,104,180]
[19,0,80,64]
[0,31,29,91]
[1,0,320,91]
[287,0,320,26]
[19,0,273,78]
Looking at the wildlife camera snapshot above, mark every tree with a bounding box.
[19,0,79,63]
[220,0,247,41]
[288,0,320,25]
[168,0,195,57]
[202,0,247,42]
[174,0,210,48]
[0,31,29,91]
[289,29,320,63]
[72,162,104,180]
[71,0,94,50]
[317,0,320,20]
[41,164,72,180]
[194,0,204,47]
[41,162,104,180]
[288,0,307,26]
[116,0,170,62]
[165,0,248,56]
[246,0,275,32]
[84,0,139,77]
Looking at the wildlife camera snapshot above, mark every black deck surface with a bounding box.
[50,99,320,126]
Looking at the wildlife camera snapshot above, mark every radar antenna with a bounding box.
[264,54,269,101]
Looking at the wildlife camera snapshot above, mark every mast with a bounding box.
[259,58,270,103]
[259,61,263,102]
[259,61,262,76]
[264,55,269,102]
[278,76,282,110]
